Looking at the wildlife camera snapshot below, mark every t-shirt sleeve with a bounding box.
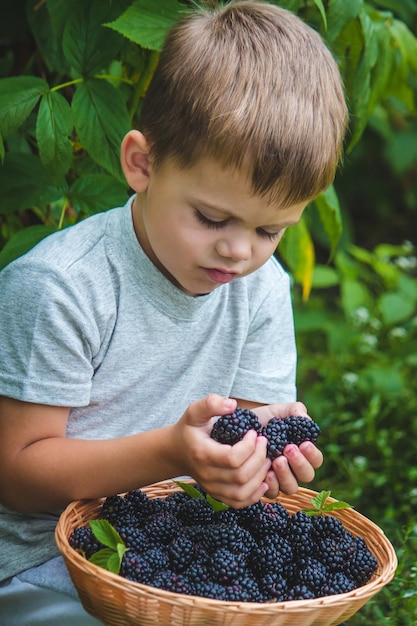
[230,265,297,404]
[0,259,102,406]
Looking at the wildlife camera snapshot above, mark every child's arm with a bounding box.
[0,394,270,513]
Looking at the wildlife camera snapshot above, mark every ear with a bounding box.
[120,130,152,192]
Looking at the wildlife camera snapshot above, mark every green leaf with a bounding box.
[26,0,69,74]
[89,519,124,550]
[69,173,128,216]
[89,547,117,569]
[326,0,362,42]
[378,292,416,325]
[322,500,354,511]
[173,480,205,500]
[313,185,342,260]
[0,225,57,270]
[279,217,315,300]
[107,551,123,574]
[36,90,73,182]
[302,490,353,515]
[72,79,131,182]
[105,0,183,51]
[312,265,340,289]
[313,0,327,31]
[311,490,332,510]
[0,76,48,138]
[0,152,63,215]
[62,0,126,77]
[348,10,380,149]
[173,480,229,511]
[206,494,229,512]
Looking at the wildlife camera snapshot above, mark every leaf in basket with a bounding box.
[89,519,124,550]
[311,490,332,510]
[173,480,205,500]
[173,480,229,512]
[206,494,229,512]
[302,490,353,516]
[89,547,119,570]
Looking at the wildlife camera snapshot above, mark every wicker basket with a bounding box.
[55,480,397,626]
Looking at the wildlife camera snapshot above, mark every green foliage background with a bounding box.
[1,0,416,623]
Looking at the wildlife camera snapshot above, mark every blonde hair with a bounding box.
[140,1,348,208]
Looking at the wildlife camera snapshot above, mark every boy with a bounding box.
[0,1,348,623]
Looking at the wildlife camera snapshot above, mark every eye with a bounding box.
[194,210,229,229]
[256,228,282,242]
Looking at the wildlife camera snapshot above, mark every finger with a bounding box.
[255,401,309,425]
[185,394,237,428]
[299,441,324,469]
[272,454,299,494]
[263,468,280,500]
[283,443,316,483]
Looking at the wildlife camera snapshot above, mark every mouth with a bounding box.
[203,268,239,284]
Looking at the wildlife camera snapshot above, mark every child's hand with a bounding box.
[172,394,272,509]
[255,401,323,500]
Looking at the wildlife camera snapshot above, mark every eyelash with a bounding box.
[194,210,280,242]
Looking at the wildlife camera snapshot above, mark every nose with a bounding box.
[215,232,252,262]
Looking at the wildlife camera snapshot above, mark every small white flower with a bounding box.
[353,455,367,469]
[351,307,370,326]
[395,256,417,271]
[361,333,378,348]
[342,372,359,389]
[389,327,407,340]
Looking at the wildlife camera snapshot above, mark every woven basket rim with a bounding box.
[55,481,398,615]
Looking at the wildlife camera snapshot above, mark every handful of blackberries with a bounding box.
[210,408,321,459]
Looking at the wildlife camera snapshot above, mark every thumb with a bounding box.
[185,394,237,428]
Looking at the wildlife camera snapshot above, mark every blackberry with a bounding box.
[262,415,320,459]
[201,522,248,554]
[153,570,194,595]
[168,535,198,572]
[225,575,265,602]
[192,580,228,600]
[120,550,156,584]
[118,526,150,552]
[316,536,347,572]
[69,526,102,559]
[177,497,214,526]
[249,537,292,578]
[311,514,346,541]
[262,418,289,459]
[101,495,136,528]
[142,546,169,573]
[294,557,328,594]
[210,408,261,445]
[208,548,246,584]
[289,511,315,558]
[144,512,182,545]
[285,415,320,446]
[286,583,316,600]
[344,536,378,585]
[234,500,265,529]
[259,573,287,601]
[246,501,289,539]
[164,491,190,516]
[322,572,356,596]
[125,489,165,519]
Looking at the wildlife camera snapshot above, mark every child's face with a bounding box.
[133,157,306,296]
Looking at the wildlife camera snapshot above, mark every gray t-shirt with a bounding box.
[0,197,296,581]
